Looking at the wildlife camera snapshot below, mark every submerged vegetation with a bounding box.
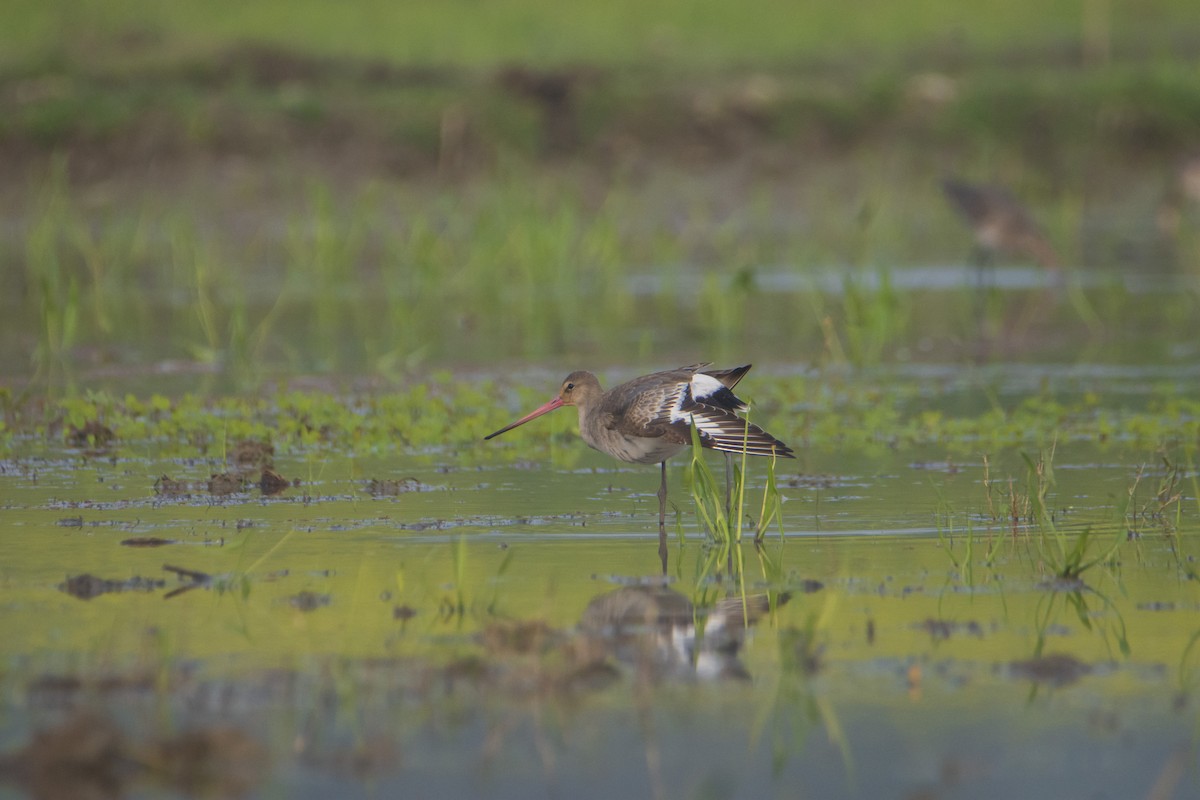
[2,373,1199,459]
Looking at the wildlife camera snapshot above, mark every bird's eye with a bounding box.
[565,383,575,391]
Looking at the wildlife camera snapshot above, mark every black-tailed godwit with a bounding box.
[484,364,794,542]
[942,178,1061,271]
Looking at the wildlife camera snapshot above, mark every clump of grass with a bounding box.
[983,444,1124,581]
[1125,454,1186,537]
[933,482,1004,586]
[24,157,81,387]
[685,412,785,546]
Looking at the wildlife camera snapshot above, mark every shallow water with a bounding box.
[2,425,1199,798]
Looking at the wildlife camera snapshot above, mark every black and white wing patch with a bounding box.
[667,375,794,458]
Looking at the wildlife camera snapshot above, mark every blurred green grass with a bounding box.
[2,0,1195,70]
[2,0,1200,393]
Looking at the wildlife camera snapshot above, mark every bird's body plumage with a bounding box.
[564,365,792,465]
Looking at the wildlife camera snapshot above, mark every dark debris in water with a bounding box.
[59,573,165,600]
[366,477,430,496]
[162,564,214,598]
[1007,653,1092,687]
[156,470,295,499]
[1136,601,1178,611]
[289,591,331,612]
[784,474,839,489]
[120,537,175,547]
[913,618,985,641]
[27,672,157,701]
[1039,576,1089,593]
[908,460,960,474]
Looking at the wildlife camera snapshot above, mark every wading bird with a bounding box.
[484,364,794,565]
[1157,154,1200,236]
[942,178,1061,271]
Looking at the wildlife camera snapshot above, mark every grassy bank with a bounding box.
[5,0,1194,70]
[1,0,1198,176]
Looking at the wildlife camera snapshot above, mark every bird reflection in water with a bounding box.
[577,585,789,682]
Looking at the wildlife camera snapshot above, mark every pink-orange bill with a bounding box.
[483,396,565,440]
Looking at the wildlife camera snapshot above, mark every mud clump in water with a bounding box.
[1008,653,1092,687]
[367,477,427,496]
[154,475,191,496]
[289,591,331,611]
[258,467,293,495]
[143,726,267,796]
[480,619,557,656]
[207,472,244,495]
[66,420,115,450]
[231,439,274,471]
[913,618,985,641]
[0,712,125,800]
[59,573,165,600]
[0,712,266,799]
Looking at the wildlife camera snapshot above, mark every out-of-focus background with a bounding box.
[2,0,1198,391]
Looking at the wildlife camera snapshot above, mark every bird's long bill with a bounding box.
[483,396,565,440]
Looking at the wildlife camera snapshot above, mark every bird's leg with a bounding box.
[972,245,996,363]
[657,460,669,529]
[658,461,669,575]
